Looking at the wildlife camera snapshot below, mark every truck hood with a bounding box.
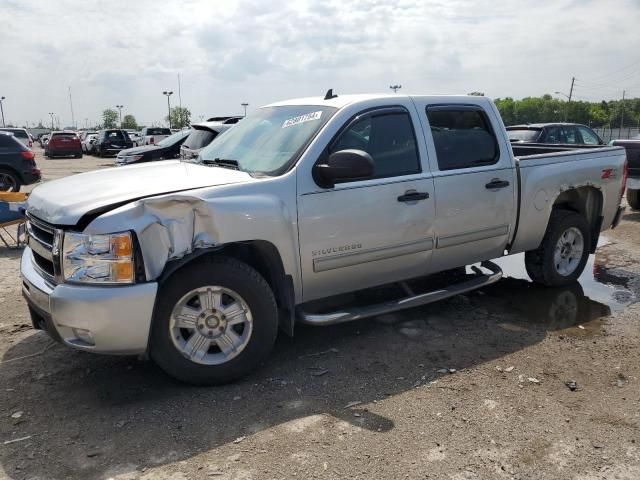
[27,160,252,226]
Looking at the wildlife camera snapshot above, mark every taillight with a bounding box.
[29,140,33,147]
[20,150,35,160]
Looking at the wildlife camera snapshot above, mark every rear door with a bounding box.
[413,101,517,272]
[297,104,436,301]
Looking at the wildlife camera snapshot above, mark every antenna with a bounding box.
[324,89,338,100]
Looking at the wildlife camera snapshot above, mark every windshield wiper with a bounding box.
[201,158,241,170]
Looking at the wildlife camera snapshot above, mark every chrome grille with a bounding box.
[26,214,60,283]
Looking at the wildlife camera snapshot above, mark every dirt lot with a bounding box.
[0,147,639,480]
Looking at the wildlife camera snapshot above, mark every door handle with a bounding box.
[397,191,429,202]
[485,179,510,189]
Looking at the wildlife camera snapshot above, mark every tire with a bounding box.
[150,255,279,385]
[525,209,591,287]
[0,169,21,192]
[627,189,640,210]
[75,153,82,158]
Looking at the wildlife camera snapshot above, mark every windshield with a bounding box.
[507,129,541,142]
[183,128,219,149]
[157,130,189,147]
[199,105,337,174]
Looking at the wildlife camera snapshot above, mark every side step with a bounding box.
[297,261,502,326]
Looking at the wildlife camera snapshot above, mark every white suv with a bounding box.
[0,128,32,148]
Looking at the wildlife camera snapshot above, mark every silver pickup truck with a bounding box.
[20,93,627,384]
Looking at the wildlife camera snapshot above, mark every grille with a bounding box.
[26,215,60,282]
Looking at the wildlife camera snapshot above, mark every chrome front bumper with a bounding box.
[20,247,158,355]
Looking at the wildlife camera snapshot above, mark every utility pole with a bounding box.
[389,84,402,94]
[163,91,173,128]
[116,105,124,127]
[620,90,626,131]
[241,102,249,117]
[178,74,183,127]
[48,112,55,131]
[0,96,5,127]
[565,77,575,122]
[68,86,75,128]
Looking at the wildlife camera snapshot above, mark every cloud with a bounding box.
[0,0,638,126]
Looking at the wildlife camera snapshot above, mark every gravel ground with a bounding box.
[0,147,639,480]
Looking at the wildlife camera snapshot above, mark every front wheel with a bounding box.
[627,189,640,210]
[525,210,591,287]
[150,256,278,385]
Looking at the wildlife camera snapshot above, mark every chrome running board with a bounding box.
[297,261,502,326]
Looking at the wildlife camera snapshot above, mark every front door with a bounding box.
[415,103,516,272]
[297,106,435,302]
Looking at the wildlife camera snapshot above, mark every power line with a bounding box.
[586,57,640,82]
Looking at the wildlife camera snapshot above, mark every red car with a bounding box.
[45,131,82,159]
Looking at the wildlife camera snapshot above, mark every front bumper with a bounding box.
[20,247,158,355]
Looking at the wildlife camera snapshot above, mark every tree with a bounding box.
[166,106,191,129]
[102,109,118,128]
[122,114,138,130]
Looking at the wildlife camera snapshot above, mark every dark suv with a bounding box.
[94,129,134,157]
[0,133,41,191]
[506,123,605,146]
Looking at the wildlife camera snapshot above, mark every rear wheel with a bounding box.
[150,256,279,385]
[627,189,640,210]
[525,209,591,287]
[0,169,21,192]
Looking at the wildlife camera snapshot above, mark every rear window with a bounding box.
[0,128,28,139]
[507,129,541,142]
[104,130,127,141]
[146,128,171,136]
[52,132,77,138]
[182,128,218,149]
[0,134,21,148]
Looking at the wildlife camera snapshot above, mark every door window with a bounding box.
[426,107,498,170]
[544,126,563,143]
[330,111,420,179]
[562,126,579,144]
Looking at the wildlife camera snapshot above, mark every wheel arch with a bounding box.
[157,240,296,337]
[550,186,603,253]
[0,165,25,187]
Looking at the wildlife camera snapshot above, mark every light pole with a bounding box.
[390,84,402,94]
[116,105,124,127]
[163,91,173,128]
[0,96,5,127]
[241,102,249,117]
[48,112,55,131]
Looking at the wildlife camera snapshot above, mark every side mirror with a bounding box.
[314,149,374,188]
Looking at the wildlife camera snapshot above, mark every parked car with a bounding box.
[610,139,640,209]
[179,121,234,161]
[506,123,605,146]
[39,134,49,148]
[127,131,142,147]
[82,133,98,154]
[115,130,190,166]
[140,127,171,145]
[45,131,82,158]
[20,93,626,385]
[0,132,41,191]
[0,127,33,149]
[94,129,134,157]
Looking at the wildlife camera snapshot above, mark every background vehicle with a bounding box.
[116,130,190,166]
[0,127,33,148]
[94,129,134,157]
[39,134,49,148]
[611,139,640,209]
[506,123,605,147]
[0,132,41,191]
[20,94,626,385]
[179,120,234,160]
[140,127,171,145]
[82,133,98,154]
[45,131,82,158]
[128,131,142,146]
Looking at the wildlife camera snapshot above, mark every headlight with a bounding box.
[62,231,135,284]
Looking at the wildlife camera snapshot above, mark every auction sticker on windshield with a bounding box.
[282,111,323,128]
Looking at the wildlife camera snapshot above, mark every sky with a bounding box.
[1,0,639,128]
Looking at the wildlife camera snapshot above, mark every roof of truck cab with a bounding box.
[264,94,491,109]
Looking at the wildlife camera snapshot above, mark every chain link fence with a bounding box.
[594,127,640,142]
